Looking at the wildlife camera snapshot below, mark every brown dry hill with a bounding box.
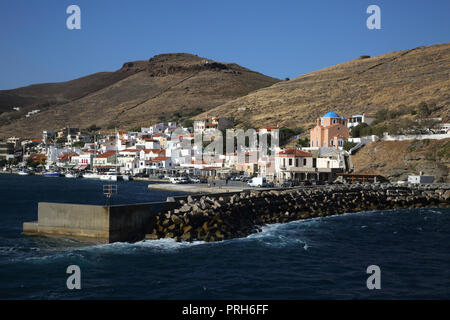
[352,138,450,182]
[198,43,450,129]
[0,53,279,138]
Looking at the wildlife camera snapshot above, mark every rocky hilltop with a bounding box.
[199,43,450,129]
[0,53,279,138]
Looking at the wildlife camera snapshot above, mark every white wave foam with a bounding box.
[239,221,311,249]
[85,238,207,253]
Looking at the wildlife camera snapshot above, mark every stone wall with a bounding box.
[145,184,450,242]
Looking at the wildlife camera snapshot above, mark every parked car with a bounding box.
[311,180,325,185]
[299,180,312,186]
[281,180,295,188]
[133,172,146,178]
[179,176,189,184]
[199,177,208,183]
[189,177,200,183]
[248,177,267,187]
[169,177,180,184]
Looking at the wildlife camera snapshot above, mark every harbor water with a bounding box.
[0,174,449,299]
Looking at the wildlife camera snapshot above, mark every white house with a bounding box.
[136,138,161,150]
[408,175,434,184]
[347,113,375,128]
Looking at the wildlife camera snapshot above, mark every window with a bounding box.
[332,119,336,124]
[303,158,307,166]
[283,159,286,167]
[330,140,334,146]
[295,159,299,167]
[289,159,292,166]
[338,139,343,147]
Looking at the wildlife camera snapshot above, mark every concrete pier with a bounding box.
[23,201,179,243]
[148,183,245,193]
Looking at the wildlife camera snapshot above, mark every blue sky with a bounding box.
[0,0,449,89]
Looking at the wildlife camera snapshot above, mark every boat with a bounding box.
[65,172,80,178]
[18,170,30,176]
[100,171,123,181]
[82,171,101,179]
[43,171,61,177]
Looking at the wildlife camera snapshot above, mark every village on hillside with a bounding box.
[1,108,449,186]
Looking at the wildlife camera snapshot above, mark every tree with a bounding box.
[183,119,194,128]
[56,137,67,145]
[417,102,431,118]
[343,141,358,152]
[87,124,101,131]
[296,137,310,147]
[128,127,141,132]
[72,141,85,148]
[0,159,7,167]
[375,108,389,122]
[279,127,303,146]
[26,158,39,168]
[350,123,371,138]
[7,158,18,166]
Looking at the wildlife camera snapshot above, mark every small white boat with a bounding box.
[82,172,101,179]
[100,172,119,181]
[100,171,128,181]
[18,170,30,176]
[65,172,80,178]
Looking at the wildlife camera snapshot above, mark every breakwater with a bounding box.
[24,184,450,243]
[145,184,450,242]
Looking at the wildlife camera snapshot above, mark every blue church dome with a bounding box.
[322,111,340,118]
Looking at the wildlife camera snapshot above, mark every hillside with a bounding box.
[198,43,450,130]
[352,139,450,182]
[0,53,279,138]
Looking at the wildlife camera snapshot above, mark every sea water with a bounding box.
[0,174,449,299]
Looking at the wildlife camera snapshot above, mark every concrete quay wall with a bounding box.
[23,201,179,243]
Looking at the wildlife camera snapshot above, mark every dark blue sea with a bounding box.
[0,174,449,299]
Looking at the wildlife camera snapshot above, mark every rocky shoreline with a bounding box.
[144,184,450,243]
